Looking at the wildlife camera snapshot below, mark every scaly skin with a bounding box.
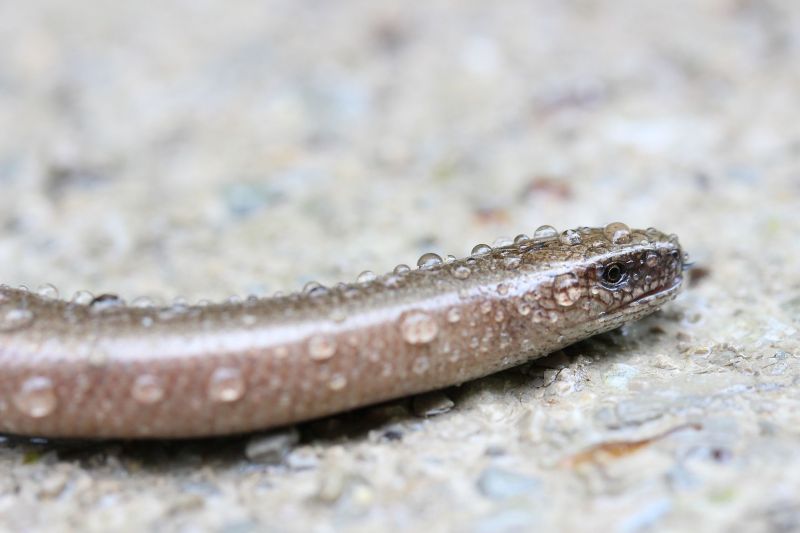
[0,224,684,438]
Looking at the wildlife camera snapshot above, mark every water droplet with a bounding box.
[400,311,439,344]
[496,284,509,296]
[559,229,582,245]
[503,256,521,270]
[36,284,59,299]
[471,244,492,256]
[14,377,57,417]
[328,374,347,391]
[533,225,558,241]
[445,255,457,263]
[514,234,530,245]
[446,307,462,323]
[208,367,246,403]
[89,294,125,313]
[453,266,471,279]
[603,222,631,244]
[516,302,531,316]
[393,264,411,274]
[357,271,377,283]
[417,252,443,269]
[308,334,337,360]
[645,252,659,267]
[554,273,582,306]
[0,307,34,332]
[330,309,347,323]
[131,374,165,404]
[493,237,513,248]
[412,356,431,374]
[131,296,157,308]
[71,290,95,305]
[303,281,328,296]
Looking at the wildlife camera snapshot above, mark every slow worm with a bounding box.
[0,223,685,438]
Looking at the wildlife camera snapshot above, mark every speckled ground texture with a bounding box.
[0,0,799,531]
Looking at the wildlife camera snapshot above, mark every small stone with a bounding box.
[244,427,300,464]
[476,467,541,500]
[411,391,455,417]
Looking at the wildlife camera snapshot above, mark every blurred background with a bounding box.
[1,1,799,532]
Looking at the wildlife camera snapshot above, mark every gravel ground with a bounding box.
[1,1,799,531]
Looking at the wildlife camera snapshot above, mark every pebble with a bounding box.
[476,467,541,500]
[411,391,455,417]
[244,427,300,464]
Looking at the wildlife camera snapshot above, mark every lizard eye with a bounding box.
[601,262,627,286]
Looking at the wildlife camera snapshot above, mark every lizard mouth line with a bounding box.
[632,275,684,305]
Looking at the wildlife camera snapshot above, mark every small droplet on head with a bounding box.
[400,310,439,344]
[514,234,530,245]
[554,272,582,306]
[559,229,582,245]
[393,264,411,274]
[71,290,95,305]
[89,294,126,313]
[533,225,558,241]
[445,254,457,263]
[453,265,471,279]
[603,222,631,244]
[417,253,443,269]
[36,284,60,299]
[493,237,513,248]
[308,334,337,360]
[356,271,377,283]
[131,296,157,308]
[503,256,521,270]
[0,307,35,332]
[303,281,328,297]
[131,374,165,404]
[471,244,492,256]
[208,367,246,403]
[328,373,347,391]
[14,376,57,418]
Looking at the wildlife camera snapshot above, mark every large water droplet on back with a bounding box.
[14,376,57,417]
[131,374,165,404]
[208,367,246,403]
[400,311,439,344]
[0,307,34,332]
[308,334,337,360]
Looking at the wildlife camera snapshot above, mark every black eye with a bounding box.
[602,262,627,285]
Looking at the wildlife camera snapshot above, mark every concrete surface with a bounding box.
[0,0,799,531]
